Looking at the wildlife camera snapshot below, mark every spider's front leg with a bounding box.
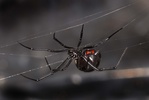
[18,41,68,52]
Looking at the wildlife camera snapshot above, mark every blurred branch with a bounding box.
[1,68,149,99]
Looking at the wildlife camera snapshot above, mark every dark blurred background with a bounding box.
[0,0,149,100]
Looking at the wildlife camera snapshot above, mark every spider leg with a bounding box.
[53,33,72,49]
[45,57,52,70]
[83,18,136,49]
[18,41,67,52]
[81,55,99,71]
[61,58,73,71]
[20,57,53,82]
[81,48,127,71]
[21,56,72,82]
[52,56,72,72]
[81,55,117,71]
[20,73,53,82]
[44,56,72,72]
[77,24,84,47]
[97,47,128,71]
[83,27,123,49]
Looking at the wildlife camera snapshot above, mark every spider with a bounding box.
[18,22,129,82]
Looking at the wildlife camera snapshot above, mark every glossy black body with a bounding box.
[75,49,101,72]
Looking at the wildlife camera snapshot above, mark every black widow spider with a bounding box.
[18,19,133,81]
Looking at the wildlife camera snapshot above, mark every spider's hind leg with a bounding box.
[18,41,68,52]
[98,48,128,71]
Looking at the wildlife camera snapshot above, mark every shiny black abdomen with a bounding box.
[75,50,101,72]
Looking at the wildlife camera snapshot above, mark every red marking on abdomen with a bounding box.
[85,49,95,55]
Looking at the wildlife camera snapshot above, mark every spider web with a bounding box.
[0,0,139,49]
[0,0,149,82]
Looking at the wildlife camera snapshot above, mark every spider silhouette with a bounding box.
[18,22,129,82]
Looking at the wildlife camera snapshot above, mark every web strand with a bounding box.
[0,0,146,81]
[0,60,64,81]
[0,0,139,50]
[0,0,140,59]
[0,52,59,58]
[0,39,149,81]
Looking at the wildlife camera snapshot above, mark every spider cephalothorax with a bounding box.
[18,21,132,81]
[68,48,80,58]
